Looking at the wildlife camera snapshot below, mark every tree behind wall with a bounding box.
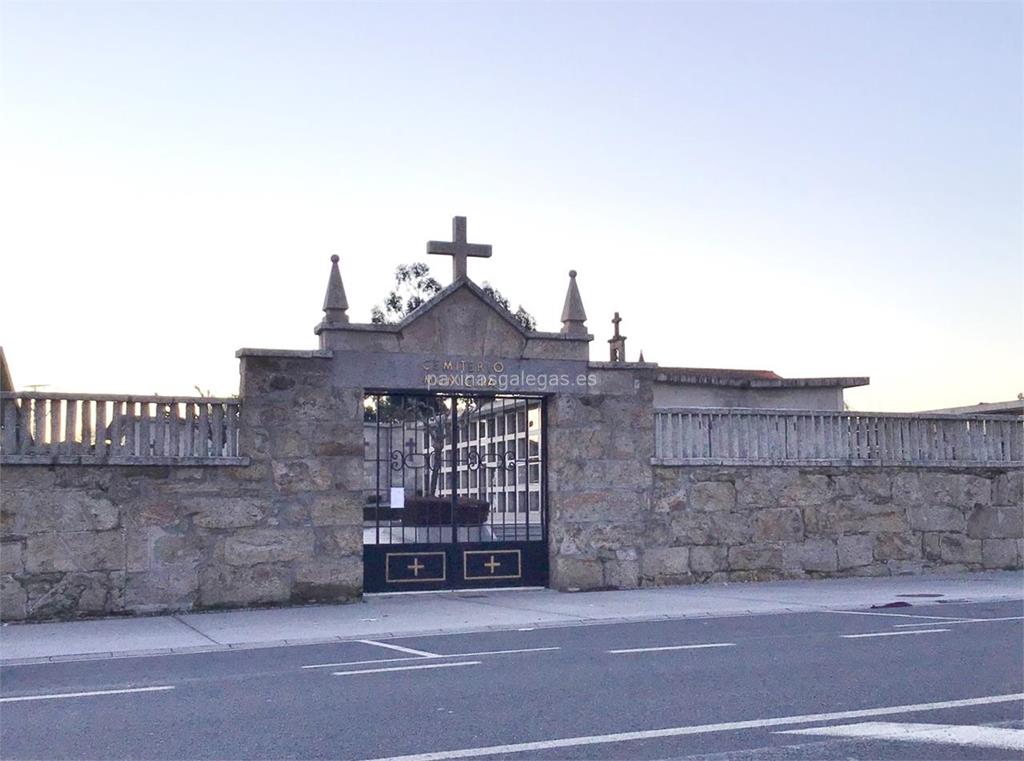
[371,262,537,331]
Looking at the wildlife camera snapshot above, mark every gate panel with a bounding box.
[362,393,548,593]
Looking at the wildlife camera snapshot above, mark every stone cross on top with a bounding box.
[427,216,492,282]
[609,311,627,362]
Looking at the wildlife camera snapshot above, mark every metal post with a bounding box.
[374,395,381,547]
[450,396,458,545]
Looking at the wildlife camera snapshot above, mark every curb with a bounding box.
[4,595,1021,667]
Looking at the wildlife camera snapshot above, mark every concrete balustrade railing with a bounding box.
[654,408,1024,466]
[0,392,246,465]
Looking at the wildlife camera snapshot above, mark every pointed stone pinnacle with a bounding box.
[322,254,349,324]
[560,270,588,336]
[638,350,645,363]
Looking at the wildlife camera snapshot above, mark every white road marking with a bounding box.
[302,646,560,670]
[841,629,950,639]
[608,643,735,654]
[360,693,1024,761]
[333,661,480,676]
[894,616,1024,628]
[306,655,428,669]
[777,721,1024,751]
[357,639,440,658]
[0,685,174,703]
[829,610,969,621]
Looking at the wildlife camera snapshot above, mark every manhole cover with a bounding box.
[895,593,945,598]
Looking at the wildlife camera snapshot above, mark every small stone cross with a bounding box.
[427,216,492,282]
[609,311,627,362]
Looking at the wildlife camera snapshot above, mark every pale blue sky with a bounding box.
[1,0,1021,410]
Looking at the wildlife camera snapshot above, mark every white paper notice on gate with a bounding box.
[390,487,405,509]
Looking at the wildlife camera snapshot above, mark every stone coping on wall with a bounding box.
[235,348,334,359]
[653,458,1024,468]
[0,455,251,466]
[655,370,869,389]
[314,321,595,342]
[588,361,659,370]
[1,391,241,404]
[657,406,1024,421]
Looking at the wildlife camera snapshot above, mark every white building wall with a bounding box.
[652,382,844,411]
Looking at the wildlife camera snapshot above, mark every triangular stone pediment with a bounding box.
[396,280,529,357]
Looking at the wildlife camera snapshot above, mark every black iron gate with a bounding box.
[362,393,548,592]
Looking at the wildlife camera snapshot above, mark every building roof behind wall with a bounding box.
[920,400,1024,416]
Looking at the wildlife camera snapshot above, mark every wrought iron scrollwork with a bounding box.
[391,448,446,472]
[390,449,404,472]
[390,447,525,473]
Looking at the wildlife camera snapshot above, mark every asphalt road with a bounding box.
[1,599,1022,760]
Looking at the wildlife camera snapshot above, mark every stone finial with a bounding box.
[0,345,13,393]
[560,270,588,336]
[638,350,645,363]
[609,311,627,362]
[322,254,349,325]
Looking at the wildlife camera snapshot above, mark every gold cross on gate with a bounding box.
[484,555,501,574]
[408,557,425,576]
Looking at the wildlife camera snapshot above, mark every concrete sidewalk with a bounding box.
[2,571,1021,665]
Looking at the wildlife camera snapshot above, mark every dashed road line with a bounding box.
[608,643,735,654]
[841,629,950,639]
[829,610,970,621]
[303,646,560,670]
[306,655,428,669]
[333,661,480,676]
[893,616,1024,628]
[0,686,175,703]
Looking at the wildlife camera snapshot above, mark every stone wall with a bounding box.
[1,351,365,621]
[631,466,1022,586]
[9,266,1018,621]
[547,365,655,590]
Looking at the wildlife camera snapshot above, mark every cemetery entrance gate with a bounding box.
[362,392,549,592]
